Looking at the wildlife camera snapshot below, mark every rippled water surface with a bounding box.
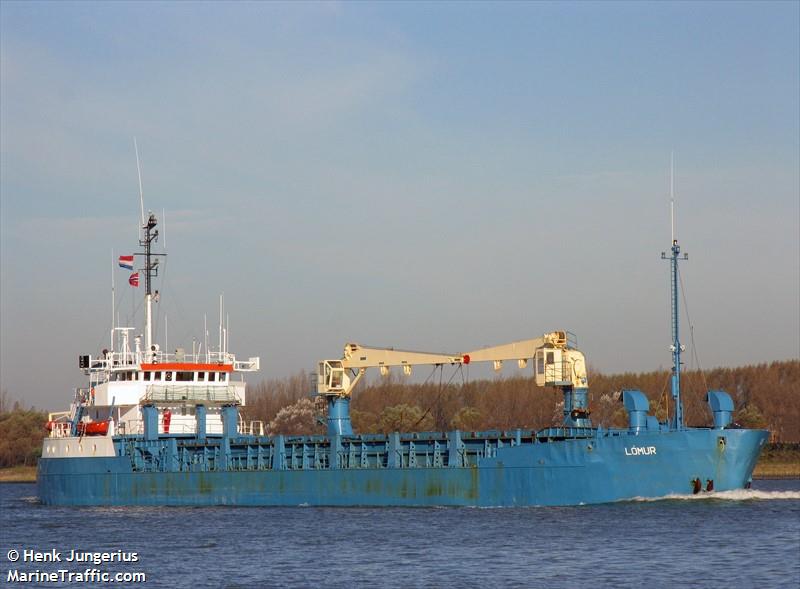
[2,480,799,588]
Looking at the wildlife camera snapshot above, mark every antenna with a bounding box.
[670,151,675,242]
[134,138,145,228]
[111,249,115,352]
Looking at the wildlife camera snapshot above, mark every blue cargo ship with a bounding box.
[37,209,768,506]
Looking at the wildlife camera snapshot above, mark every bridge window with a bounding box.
[176,371,193,382]
[208,373,216,382]
[144,372,151,381]
[154,371,162,381]
[198,372,205,382]
[165,372,173,381]
[219,373,227,382]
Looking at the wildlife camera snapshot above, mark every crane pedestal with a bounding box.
[327,396,353,436]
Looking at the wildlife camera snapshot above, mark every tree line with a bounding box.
[244,360,799,441]
[0,359,795,468]
[0,392,47,468]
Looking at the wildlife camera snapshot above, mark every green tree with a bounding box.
[0,407,47,467]
[351,410,378,433]
[378,404,433,433]
[450,406,482,431]
[735,404,768,429]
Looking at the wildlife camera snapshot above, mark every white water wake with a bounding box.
[630,488,800,502]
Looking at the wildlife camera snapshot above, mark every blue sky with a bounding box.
[1,1,798,410]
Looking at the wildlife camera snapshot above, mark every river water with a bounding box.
[1,479,798,588]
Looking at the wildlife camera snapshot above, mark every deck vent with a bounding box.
[706,391,734,429]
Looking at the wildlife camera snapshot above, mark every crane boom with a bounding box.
[462,337,550,363]
[462,331,567,366]
[317,343,465,402]
[340,343,465,370]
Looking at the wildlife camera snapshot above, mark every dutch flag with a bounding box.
[118,255,134,271]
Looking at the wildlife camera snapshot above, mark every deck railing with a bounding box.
[81,350,259,373]
[240,420,266,436]
[48,422,72,438]
[116,419,225,436]
[143,384,241,404]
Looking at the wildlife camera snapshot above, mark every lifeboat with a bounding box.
[76,420,110,436]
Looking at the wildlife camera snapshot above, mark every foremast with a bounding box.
[662,156,688,431]
[138,212,165,354]
[662,240,687,430]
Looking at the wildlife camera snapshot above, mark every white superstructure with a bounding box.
[45,209,260,455]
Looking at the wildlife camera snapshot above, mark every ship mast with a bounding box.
[139,212,164,353]
[132,140,166,356]
[662,154,687,430]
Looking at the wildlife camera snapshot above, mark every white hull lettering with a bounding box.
[624,446,657,456]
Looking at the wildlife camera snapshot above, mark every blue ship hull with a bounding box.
[37,427,767,507]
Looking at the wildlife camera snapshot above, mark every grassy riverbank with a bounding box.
[0,465,37,483]
[753,462,800,478]
[753,443,800,478]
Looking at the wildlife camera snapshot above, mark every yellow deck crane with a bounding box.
[316,331,589,435]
